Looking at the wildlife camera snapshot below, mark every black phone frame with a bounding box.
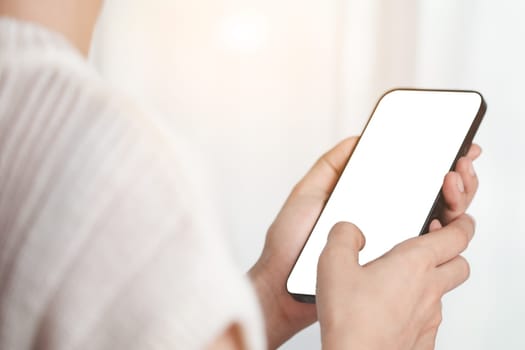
[286,88,487,304]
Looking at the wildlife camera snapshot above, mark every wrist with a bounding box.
[321,330,370,350]
[321,324,387,350]
[249,260,315,349]
[248,263,291,349]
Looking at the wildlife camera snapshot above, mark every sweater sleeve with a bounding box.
[0,18,264,350]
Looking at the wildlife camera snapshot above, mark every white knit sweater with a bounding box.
[0,18,264,350]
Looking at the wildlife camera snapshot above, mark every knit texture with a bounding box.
[0,17,264,350]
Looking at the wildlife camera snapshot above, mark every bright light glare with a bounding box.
[216,11,269,53]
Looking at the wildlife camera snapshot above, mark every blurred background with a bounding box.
[90,0,524,348]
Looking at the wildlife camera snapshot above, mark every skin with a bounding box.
[0,2,483,349]
[0,0,102,55]
[250,138,481,349]
[317,217,474,350]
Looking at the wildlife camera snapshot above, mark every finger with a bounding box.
[465,143,482,160]
[429,219,442,232]
[441,157,479,224]
[291,137,358,200]
[440,171,467,223]
[322,222,366,266]
[435,255,471,294]
[417,214,475,266]
[317,223,363,301]
[454,156,478,195]
[441,171,465,214]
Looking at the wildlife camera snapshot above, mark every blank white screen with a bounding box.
[287,90,483,297]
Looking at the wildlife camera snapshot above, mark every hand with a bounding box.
[431,144,482,230]
[249,138,481,349]
[316,215,475,350]
[249,138,358,349]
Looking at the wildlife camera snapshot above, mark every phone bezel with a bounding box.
[286,88,487,304]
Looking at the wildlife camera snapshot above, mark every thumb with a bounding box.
[317,222,365,300]
[322,222,366,266]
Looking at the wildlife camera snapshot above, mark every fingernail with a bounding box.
[468,161,476,177]
[457,176,465,193]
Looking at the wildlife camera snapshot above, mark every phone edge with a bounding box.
[286,89,487,304]
[419,92,487,235]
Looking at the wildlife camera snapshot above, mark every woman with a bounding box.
[0,1,481,349]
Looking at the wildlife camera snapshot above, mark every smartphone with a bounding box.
[286,89,487,303]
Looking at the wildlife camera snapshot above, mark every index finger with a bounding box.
[418,214,476,266]
[465,143,482,160]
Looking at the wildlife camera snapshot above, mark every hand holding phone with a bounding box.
[287,89,486,302]
[317,215,476,350]
[249,104,483,347]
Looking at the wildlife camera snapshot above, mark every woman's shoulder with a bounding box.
[0,17,265,350]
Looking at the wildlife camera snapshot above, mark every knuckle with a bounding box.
[414,247,436,269]
[457,229,471,251]
[428,278,445,301]
[466,214,476,231]
[459,214,476,233]
[416,241,437,264]
[459,157,469,171]
[392,236,418,253]
[458,256,471,280]
[472,174,480,187]
[461,213,475,226]
[425,245,440,267]
[450,220,472,250]
[443,172,455,188]
[390,240,410,258]
[393,239,434,270]
[431,308,443,328]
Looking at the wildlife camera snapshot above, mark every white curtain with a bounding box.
[91,0,525,348]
